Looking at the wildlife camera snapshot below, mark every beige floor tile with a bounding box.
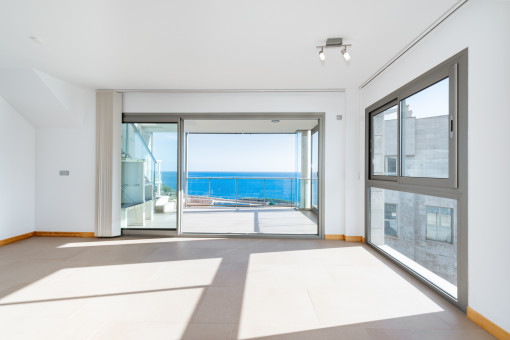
[145,258,223,290]
[0,236,492,340]
[92,320,188,340]
[182,323,234,340]
[0,317,105,340]
[192,286,244,324]
[365,328,495,340]
[70,287,205,323]
[237,286,320,339]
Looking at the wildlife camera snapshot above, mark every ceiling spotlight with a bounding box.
[342,47,351,61]
[271,120,280,123]
[316,37,352,62]
[319,48,325,61]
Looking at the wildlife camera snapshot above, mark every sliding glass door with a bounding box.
[180,118,321,236]
[121,123,178,230]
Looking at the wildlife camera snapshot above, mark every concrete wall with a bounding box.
[371,188,457,285]
[0,97,35,239]
[371,114,456,284]
[124,91,346,236]
[360,0,510,331]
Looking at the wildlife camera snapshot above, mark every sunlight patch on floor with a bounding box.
[57,237,228,248]
[237,246,444,339]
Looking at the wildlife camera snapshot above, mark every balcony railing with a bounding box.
[185,177,316,208]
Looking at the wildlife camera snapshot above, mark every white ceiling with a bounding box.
[0,0,459,90]
[184,119,318,133]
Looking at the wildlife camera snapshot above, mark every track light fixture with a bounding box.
[316,38,352,62]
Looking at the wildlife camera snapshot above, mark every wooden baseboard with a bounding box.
[1,231,96,247]
[467,306,510,339]
[324,235,365,242]
[325,234,345,240]
[345,235,363,242]
[34,232,95,238]
[0,232,35,247]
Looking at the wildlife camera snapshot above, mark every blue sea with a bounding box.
[161,171,317,204]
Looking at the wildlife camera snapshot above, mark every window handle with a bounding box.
[450,115,454,138]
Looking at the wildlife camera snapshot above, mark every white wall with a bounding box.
[124,91,346,236]
[35,99,96,233]
[0,97,35,239]
[359,0,510,331]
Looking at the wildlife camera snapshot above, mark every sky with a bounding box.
[152,131,297,173]
[152,133,296,172]
[384,77,449,120]
[187,134,296,172]
[153,132,178,171]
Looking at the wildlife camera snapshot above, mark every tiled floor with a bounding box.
[0,236,492,339]
[181,207,318,234]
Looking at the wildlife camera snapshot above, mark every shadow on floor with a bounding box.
[0,236,490,339]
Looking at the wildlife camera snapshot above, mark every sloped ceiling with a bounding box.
[0,0,460,90]
[0,68,94,127]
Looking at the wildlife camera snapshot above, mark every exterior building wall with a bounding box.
[383,191,457,285]
[372,113,457,285]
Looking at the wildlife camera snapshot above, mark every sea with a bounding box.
[161,171,318,203]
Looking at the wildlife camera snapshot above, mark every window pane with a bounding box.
[427,212,437,225]
[401,78,450,178]
[369,187,457,298]
[121,123,178,230]
[384,203,398,236]
[426,206,453,243]
[371,105,398,176]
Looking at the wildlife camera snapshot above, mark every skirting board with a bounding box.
[325,235,365,242]
[0,231,95,247]
[34,232,95,238]
[325,234,345,240]
[0,232,35,247]
[467,307,510,340]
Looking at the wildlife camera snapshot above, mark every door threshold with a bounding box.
[122,229,178,237]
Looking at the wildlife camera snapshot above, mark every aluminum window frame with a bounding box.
[368,64,458,188]
[365,49,468,311]
[369,99,399,181]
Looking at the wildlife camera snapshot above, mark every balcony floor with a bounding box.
[182,207,318,235]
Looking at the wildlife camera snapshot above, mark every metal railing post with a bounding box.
[185,177,188,207]
[235,178,238,207]
[290,178,293,207]
[263,178,266,207]
[208,178,211,207]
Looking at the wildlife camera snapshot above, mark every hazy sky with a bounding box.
[153,132,178,171]
[152,133,297,172]
[385,77,449,120]
[188,134,296,172]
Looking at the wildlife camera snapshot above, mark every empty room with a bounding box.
[0,0,509,339]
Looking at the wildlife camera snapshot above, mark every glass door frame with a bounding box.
[121,115,182,233]
[122,112,325,239]
[310,124,319,215]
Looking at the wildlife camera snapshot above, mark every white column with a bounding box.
[299,130,311,209]
[95,91,122,237]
